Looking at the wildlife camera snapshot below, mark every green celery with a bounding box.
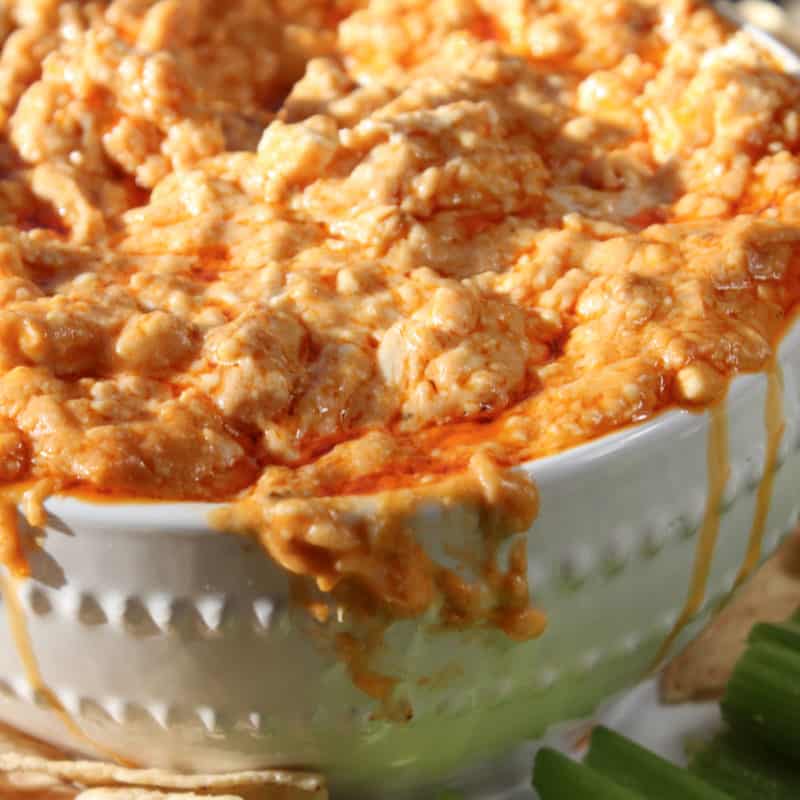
[691,729,800,799]
[749,620,800,652]
[721,641,800,761]
[533,747,643,799]
[585,726,730,799]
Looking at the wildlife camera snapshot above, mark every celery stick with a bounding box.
[690,729,800,799]
[749,620,800,652]
[585,726,730,799]
[533,747,643,799]
[721,641,800,760]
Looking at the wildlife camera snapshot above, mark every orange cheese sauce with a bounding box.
[735,360,786,588]
[0,501,28,579]
[652,402,730,668]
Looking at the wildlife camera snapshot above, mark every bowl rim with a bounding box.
[44,315,800,534]
[39,21,800,536]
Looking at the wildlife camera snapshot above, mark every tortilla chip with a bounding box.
[660,528,800,703]
[0,722,326,799]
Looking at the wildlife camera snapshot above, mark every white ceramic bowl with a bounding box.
[1,21,800,800]
[2,312,799,799]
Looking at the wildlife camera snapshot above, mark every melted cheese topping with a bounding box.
[0,0,799,646]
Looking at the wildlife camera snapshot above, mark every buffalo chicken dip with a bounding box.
[0,0,799,655]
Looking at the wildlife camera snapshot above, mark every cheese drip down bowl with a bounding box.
[1,8,800,800]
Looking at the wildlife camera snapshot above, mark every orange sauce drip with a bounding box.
[0,502,29,579]
[490,538,548,641]
[0,573,132,765]
[334,629,405,716]
[651,402,730,668]
[0,498,132,766]
[733,360,786,590]
[288,576,330,624]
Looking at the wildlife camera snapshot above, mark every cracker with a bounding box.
[0,722,73,761]
[0,772,77,799]
[0,755,322,792]
[660,529,800,703]
[0,722,326,798]
[76,792,242,800]
[0,723,78,798]
[0,754,323,795]
[75,789,317,800]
